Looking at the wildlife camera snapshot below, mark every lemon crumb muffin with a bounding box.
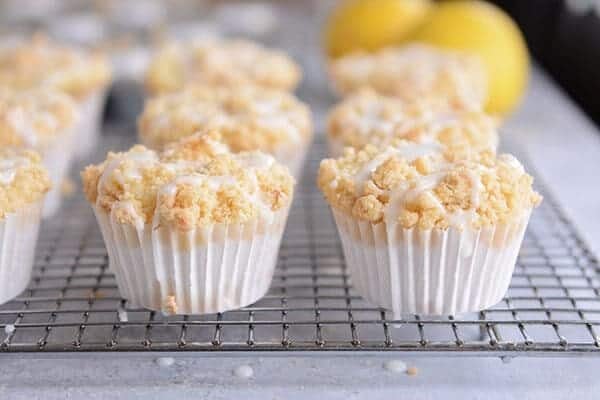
[328,44,486,111]
[0,148,51,304]
[138,85,313,176]
[145,38,301,95]
[318,143,541,316]
[327,89,498,156]
[0,88,78,217]
[0,35,112,157]
[82,132,295,314]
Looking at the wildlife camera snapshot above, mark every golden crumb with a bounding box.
[0,148,51,218]
[163,295,178,314]
[0,35,112,99]
[138,85,313,152]
[317,143,541,229]
[327,89,498,155]
[406,366,418,376]
[0,87,78,149]
[145,39,301,95]
[328,44,486,111]
[81,132,295,230]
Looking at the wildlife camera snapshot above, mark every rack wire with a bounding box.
[1,133,599,355]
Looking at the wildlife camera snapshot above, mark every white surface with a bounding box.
[0,355,598,399]
[504,68,600,255]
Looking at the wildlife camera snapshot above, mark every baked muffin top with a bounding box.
[327,89,498,155]
[0,88,78,149]
[0,148,51,218]
[318,143,541,229]
[138,85,313,152]
[145,38,301,95]
[0,35,112,99]
[82,131,295,231]
[328,44,486,111]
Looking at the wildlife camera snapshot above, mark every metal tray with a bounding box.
[1,131,599,356]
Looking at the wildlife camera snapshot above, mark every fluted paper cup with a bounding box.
[0,201,44,305]
[74,89,108,158]
[41,129,76,218]
[332,209,531,317]
[93,206,290,315]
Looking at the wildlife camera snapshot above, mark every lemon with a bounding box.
[413,0,529,115]
[324,0,432,58]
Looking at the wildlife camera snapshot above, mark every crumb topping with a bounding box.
[0,88,78,148]
[327,89,498,155]
[138,85,313,151]
[318,143,541,229]
[0,35,112,99]
[0,148,51,218]
[82,132,295,230]
[145,39,301,94]
[328,44,487,111]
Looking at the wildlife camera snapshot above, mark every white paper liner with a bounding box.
[93,206,290,315]
[332,209,532,317]
[0,201,43,305]
[74,89,108,158]
[41,129,76,218]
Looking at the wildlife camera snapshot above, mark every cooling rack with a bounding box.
[1,132,599,356]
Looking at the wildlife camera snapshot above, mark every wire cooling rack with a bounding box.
[1,133,599,356]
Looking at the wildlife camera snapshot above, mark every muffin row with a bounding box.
[0,35,113,217]
[0,37,541,320]
[0,35,310,314]
[0,35,114,304]
[319,44,541,316]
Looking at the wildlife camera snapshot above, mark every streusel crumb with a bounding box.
[327,89,498,155]
[0,35,111,99]
[0,148,51,218]
[82,132,295,230]
[328,44,486,111]
[317,143,541,229]
[138,85,312,152]
[0,88,78,148]
[145,39,301,95]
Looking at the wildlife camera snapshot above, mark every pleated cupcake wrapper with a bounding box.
[74,89,108,159]
[94,206,290,315]
[0,201,44,305]
[332,209,531,318]
[41,128,76,218]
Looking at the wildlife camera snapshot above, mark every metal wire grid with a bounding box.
[1,136,599,355]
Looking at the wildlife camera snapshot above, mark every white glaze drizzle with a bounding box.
[353,142,442,194]
[0,156,30,185]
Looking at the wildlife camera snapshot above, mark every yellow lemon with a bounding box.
[413,0,529,115]
[324,0,432,58]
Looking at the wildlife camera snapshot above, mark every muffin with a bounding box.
[318,143,541,316]
[328,44,486,111]
[327,89,498,157]
[144,38,301,95]
[138,85,313,177]
[81,132,295,314]
[0,148,51,304]
[0,35,112,157]
[0,88,79,217]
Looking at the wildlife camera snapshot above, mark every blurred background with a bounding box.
[2,0,599,127]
